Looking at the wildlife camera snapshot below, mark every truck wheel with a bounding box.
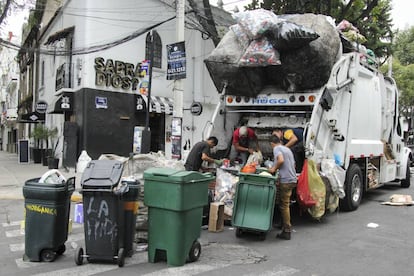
[340,164,363,211]
[401,163,411,188]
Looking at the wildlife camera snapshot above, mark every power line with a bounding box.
[0,14,179,56]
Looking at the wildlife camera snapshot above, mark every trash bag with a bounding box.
[246,151,263,165]
[230,24,250,49]
[264,14,341,91]
[239,37,281,67]
[296,159,316,208]
[321,158,345,199]
[204,29,265,96]
[268,21,320,51]
[233,8,281,39]
[307,159,326,219]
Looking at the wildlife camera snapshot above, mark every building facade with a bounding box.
[18,0,232,166]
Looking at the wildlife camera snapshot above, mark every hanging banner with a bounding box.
[166,41,186,80]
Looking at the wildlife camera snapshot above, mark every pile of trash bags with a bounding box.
[204,9,342,96]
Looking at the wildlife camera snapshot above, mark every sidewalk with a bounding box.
[0,150,81,200]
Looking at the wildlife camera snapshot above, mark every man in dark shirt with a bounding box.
[184,136,221,171]
[273,127,305,173]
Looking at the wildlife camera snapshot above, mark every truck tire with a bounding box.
[340,164,363,211]
[401,163,411,188]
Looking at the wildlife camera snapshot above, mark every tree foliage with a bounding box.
[383,26,414,115]
[393,27,414,66]
[244,0,393,60]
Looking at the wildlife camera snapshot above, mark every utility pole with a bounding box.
[171,0,185,159]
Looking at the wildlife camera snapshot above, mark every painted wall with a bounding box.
[37,0,224,160]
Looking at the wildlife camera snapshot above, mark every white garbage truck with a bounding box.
[204,12,412,212]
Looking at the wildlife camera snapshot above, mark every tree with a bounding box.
[393,27,414,66]
[384,26,414,116]
[244,0,393,61]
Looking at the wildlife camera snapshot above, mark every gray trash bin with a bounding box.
[74,160,134,267]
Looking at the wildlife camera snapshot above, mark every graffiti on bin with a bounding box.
[85,197,118,242]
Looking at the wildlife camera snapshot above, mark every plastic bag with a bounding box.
[307,159,326,219]
[39,169,66,184]
[296,159,316,208]
[233,8,281,39]
[269,21,320,51]
[321,159,345,199]
[230,24,250,49]
[76,150,92,173]
[214,168,239,216]
[239,37,281,67]
[241,163,257,173]
[246,151,263,165]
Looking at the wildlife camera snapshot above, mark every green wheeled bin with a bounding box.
[232,172,277,240]
[144,168,214,266]
[23,177,75,262]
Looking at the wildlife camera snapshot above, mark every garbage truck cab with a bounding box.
[206,51,411,212]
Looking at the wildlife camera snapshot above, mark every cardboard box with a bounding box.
[208,202,224,232]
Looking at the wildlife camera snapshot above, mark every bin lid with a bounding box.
[81,160,124,188]
[144,167,213,183]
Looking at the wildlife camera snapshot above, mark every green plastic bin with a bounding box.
[144,168,214,266]
[23,177,75,262]
[232,173,277,240]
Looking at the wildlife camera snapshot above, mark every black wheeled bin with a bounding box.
[23,176,75,262]
[74,160,138,267]
[122,178,140,257]
[144,168,214,266]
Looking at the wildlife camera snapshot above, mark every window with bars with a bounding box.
[145,31,162,68]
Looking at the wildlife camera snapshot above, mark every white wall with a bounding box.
[38,0,223,156]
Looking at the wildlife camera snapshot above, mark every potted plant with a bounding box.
[30,125,48,164]
[47,127,59,169]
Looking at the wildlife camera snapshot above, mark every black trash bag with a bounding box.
[265,14,341,91]
[269,20,320,51]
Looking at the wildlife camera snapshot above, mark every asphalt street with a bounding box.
[1,150,414,275]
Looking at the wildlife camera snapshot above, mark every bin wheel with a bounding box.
[75,247,84,265]
[57,244,66,255]
[188,240,201,263]
[117,248,125,267]
[40,249,56,262]
[259,232,267,241]
[235,228,243,238]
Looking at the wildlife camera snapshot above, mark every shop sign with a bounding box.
[190,102,203,116]
[94,57,147,92]
[166,41,186,80]
[135,95,146,113]
[95,96,108,109]
[35,100,48,114]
